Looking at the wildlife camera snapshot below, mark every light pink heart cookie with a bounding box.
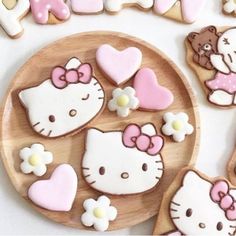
[96,44,142,86]
[153,0,177,14]
[71,0,104,14]
[133,68,174,111]
[28,164,78,211]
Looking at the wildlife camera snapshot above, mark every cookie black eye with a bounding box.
[48,115,55,122]
[82,94,90,101]
[209,39,212,42]
[216,222,223,231]
[99,167,105,175]
[142,163,148,172]
[186,208,192,217]
[198,43,202,47]
[69,109,77,117]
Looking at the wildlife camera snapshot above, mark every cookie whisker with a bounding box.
[171,201,181,206]
[39,128,45,134]
[171,216,180,220]
[47,130,52,137]
[33,122,40,127]
[170,208,178,212]
[89,181,96,185]
[84,174,91,178]
[82,167,90,170]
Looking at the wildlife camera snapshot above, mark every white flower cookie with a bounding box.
[20,143,53,176]
[223,0,236,14]
[81,195,117,232]
[108,87,139,117]
[162,112,194,142]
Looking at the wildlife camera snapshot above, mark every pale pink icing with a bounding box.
[154,0,206,23]
[96,44,142,85]
[28,164,78,211]
[30,0,70,24]
[133,68,174,110]
[71,0,103,13]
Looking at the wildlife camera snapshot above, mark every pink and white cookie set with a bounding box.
[16,43,195,232]
[0,0,206,38]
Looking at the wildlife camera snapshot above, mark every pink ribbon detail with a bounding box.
[210,180,236,221]
[51,63,92,89]
[122,124,164,156]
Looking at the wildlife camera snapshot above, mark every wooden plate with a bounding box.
[228,146,236,185]
[0,31,200,230]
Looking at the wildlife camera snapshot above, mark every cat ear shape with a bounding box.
[229,189,236,199]
[182,171,212,188]
[141,123,157,136]
[65,57,82,70]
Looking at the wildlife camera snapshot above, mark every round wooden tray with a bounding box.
[228,147,236,185]
[0,31,200,231]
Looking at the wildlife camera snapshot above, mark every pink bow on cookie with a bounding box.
[210,180,236,220]
[51,63,92,89]
[122,124,164,156]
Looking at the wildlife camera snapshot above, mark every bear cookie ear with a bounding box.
[187,32,199,42]
[206,26,217,34]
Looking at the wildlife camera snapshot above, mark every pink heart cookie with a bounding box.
[133,68,174,111]
[28,164,78,211]
[96,44,142,86]
[71,0,104,14]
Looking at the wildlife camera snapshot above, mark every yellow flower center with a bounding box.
[172,120,183,131]
[29,154,41,166]
[116,95,130,107]
[93,207,106,219]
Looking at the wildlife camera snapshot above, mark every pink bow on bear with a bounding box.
[51,63,92,89]
[122,124,164,156]
[210,180,236,220]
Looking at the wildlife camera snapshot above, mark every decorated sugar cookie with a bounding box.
[28,164,78,211]
[187,26,236,107]
[133,68,174,111]
[153,0,206,24]
[19,143,53,176]
[161,112,194,142]
[81,195,117,232]
[96,44,142,86]
[223,0,236,16]
[30,0,70,24]
[82,123,164,195]
[71,0,104,14]
[108,87,139,117]
[104,0,153,13]
[18,57,105,138]
[0,0,30,38]
[159,169,236,236]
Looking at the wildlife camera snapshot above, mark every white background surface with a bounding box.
[0,0,236,235]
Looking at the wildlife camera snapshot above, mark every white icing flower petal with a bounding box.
[129,97,139,109]
[81,212,94,227]
[42,152,53,164]
[117,107,129,117]
[20,161,34,174]
[107,206,118,221]
[163,112,175,122]
[33,164,47,176]
[162,124,174,136]
[31,143,45,153]
[108,99,117,111]
[83,199,97,211]
[123,86,135,96]
[112,88,123,98]
[173,131,186,143]
[93,218,109,232]
[185,124,194,135]
[97,195,110,207]
[224,0,236,13]
[176,112,189,122]
[19,147,32,161]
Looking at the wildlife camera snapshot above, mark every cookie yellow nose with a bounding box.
[29,154,41,166]
[93,207,106,219]
[117,95,129,107]
[172,120,183,131]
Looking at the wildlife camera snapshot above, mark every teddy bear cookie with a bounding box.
[30,0,70,24]
[82,123,164,195]
[153,0,206,23]
[18,57,105,138]
[186,26,236,107]
[153,168,236,235]
[104,0,153,13]
[0,0,30,38]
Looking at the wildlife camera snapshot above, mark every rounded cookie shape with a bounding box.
[71,0,104,14]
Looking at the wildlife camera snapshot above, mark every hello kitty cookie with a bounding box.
[104,0,153,13]
[153,168,236,235]
[96,44,142,86]
[0,0,30,38]
[30,0,70,24]
[186,26,236,107]
[153,0,206,24]
[71,0,104,15]
[82,123,164,195]
[18,57,105,138]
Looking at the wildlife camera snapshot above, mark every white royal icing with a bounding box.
[223,0,236,14]
[170,170,236,236]
[81,195,117,232]
[0,0,30,37]
[162,112,194,142]
[108,87,139,117]
[210,28,236,74]
[82,124,164,195]
[18,57,105,138]
[104,0,154,12]
[20,143,53,176]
